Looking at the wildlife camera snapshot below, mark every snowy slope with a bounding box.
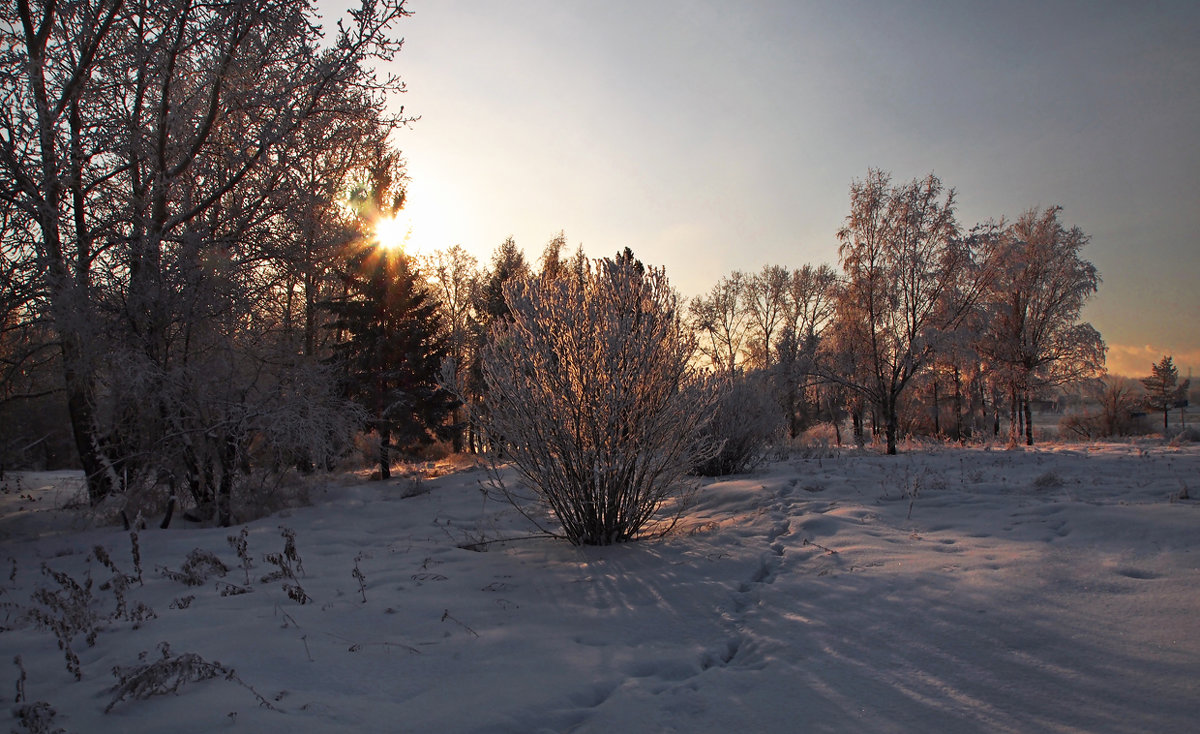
[2,443,1198,733]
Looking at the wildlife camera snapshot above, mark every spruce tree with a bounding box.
[325,246,458,478]
[1141,355,1180,433]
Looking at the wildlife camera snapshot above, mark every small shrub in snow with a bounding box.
[477,257,717,545]
[169,595,195,610]
[11,656,63,734]
[693,374,784,476]
[26,564,100,680]
[261,527,309,604]
[1034,470,1064,489]
[127,528,143,584]
[792,423,841,459]
[1167,426,1200,446]
[11,701,64,734]
[105,642,277,714]
[352,553,368,603]
[22,549,157,680]
[227,528,253,585]
[158,549,229,587]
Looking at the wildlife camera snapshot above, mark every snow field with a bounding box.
[1,444,1197,733]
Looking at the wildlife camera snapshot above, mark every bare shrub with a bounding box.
[693,373,784,476]
[792,422,842,459]
[1168,426,1200,446]
[477,257,716,545]
[261,527,309,604]
[1058,378,1151,440]
[26,564,100,680]
[105,642,277,714]
[12,701,64,734]
[1034,470,1064,489]
[158,550,229,587]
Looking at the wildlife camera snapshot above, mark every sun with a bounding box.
[373,214,413,252]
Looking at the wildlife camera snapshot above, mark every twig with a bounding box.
[440,609,479,638]
[324,632,421,655]
[456,535,551,552]
[802,538,838,555]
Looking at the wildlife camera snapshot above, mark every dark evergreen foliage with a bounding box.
[325,246,459,478]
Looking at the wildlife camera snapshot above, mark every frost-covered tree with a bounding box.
[774,264,837,437]
[0,0,413,503]
[689,272,749,376]
[538,231,569,281]
[828,170,983,454]
[478,257,715,545]
[692,372,783,476]
[978,207,1105,445]
[425,245,481,452]
[743,265,791,370]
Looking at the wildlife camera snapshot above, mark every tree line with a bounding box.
[0,0,419,522]
[0,0,1133,528]
[690,170,1106,454]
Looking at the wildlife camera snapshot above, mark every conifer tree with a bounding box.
[325,246,458,478]
[1141,356,1180,433]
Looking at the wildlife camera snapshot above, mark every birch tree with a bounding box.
[829,169,983,455]
[743,264,790,370]
[689,272,749,376]
[978,206,1105,445]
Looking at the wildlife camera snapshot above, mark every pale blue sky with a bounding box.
[325,0,1199,377]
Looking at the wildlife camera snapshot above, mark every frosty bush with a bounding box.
[478,257,715,545]
[792,422,842,459]
[693,373,785,476]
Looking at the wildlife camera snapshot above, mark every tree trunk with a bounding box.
[952,365,963,441]
[218,433,237,527]
[884,396,898,455]
[59,329,121,504]
[827,395,842,447]
[451,406,464,454]
[1024,390,1034,446]
[932,377,941,437]
[1008,386,1019,445]
[379,427,391,480]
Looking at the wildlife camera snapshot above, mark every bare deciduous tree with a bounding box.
[743,264,790,370]
[978,206,1104,445]
[425,245,481,452]
[828,169,985,454]
[0,0,412,504]
[689,272,749,376]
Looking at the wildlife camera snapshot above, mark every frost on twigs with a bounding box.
[262,527,309,604]
[105,642,278,714]
[477,256,717,545]
[693,373,784,476]
[24,550,157,681]
[158,549,229,587]
[26,564,100,681]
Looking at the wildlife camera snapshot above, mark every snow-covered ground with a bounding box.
[2,443,1198,733]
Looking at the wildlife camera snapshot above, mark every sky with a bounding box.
[323,0,1199,378]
